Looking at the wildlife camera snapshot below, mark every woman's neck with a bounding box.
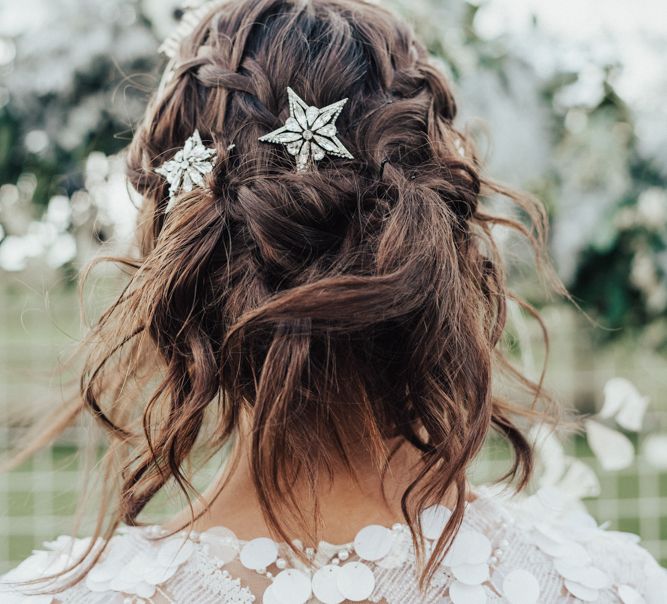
[167,427,466,546]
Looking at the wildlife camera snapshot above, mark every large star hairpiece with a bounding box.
[259,87,354,172]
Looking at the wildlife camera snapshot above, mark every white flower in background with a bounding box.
[87,153,141,244]
[142,0,188,39]
[531,424,566,487]
[46,195,71,231]
[0,235,35,271]
[157,0,217,59]
[647,284,667,314]
[24,129,49,154]
[47,233,77,268]
[585,420,635,471]
[637,187,667,229]
[554,459,601,500]
[614,206,638,231]
[629,250,667,314]
[531,424,600,501]
[0,195,77,272]
[600,378,649,432]
[528,379,650,484]
[643,434,667,471]
[0,150,141,273]
[631,252,659,292]
[2,0,154,122]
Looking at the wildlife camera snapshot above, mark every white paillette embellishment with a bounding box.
[353,525,395,561]
[6,485,666,604]
[336,561,375,601]
[419,504,452,540]
[272,568,312,603]
[258,87,354,172]
[200,526,240,564]
[502,569,541,604]
[527,518,612,601]
[240,537,279,571]
[441,529,492,602]
[618,583,646,604]
[312,565,345,604]
[155,129,217,211]
[449,580,486,604]
[86,534,194,598]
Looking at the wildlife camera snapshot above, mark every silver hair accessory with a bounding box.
[259,87,354,172]
[157,1,224,96]
[155,130,217,212]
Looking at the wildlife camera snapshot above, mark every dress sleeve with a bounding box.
[0,536,111,604]
[588,532,667,604]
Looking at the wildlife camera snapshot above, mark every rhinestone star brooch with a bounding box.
[259,87,354,172]
[155,130,217,212]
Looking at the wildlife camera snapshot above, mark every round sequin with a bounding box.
[555,560,610,589]
[449,580,487,604]
[420,504,452,540]
[578,567,610,590]
[262,583,283,604]
[445,531,492,567]
[87,549,124,584]
[336,561,375,601]
[143,561,179,585]
[564,579,599,602]
[560,542,592,565]
[240,537,278,571]
[354,525,395,561]
[531,531,571,558]
[530,523,572,558]
[200,527,239,565]
[312,565,345,604]
[452,562,490,586]
[503,569,540,604]
[272,569,312,604]
[156,538,194,567]
[376,532,409,569]
[618,584,645,604]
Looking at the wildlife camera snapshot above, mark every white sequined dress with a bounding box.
[2,486,666,604]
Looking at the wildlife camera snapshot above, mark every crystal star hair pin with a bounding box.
[259,87,354,172]
[155,130,217,212]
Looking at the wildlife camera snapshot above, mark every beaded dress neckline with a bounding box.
[2,486,666,603]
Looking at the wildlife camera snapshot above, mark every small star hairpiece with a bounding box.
[259,87,354,172]
[155,129,217,212]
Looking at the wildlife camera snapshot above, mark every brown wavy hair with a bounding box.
[16,0,562,590]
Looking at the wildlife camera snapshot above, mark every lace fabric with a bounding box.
[2,486,666,604]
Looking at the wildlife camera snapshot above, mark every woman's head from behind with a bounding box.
[82,0,552,585]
